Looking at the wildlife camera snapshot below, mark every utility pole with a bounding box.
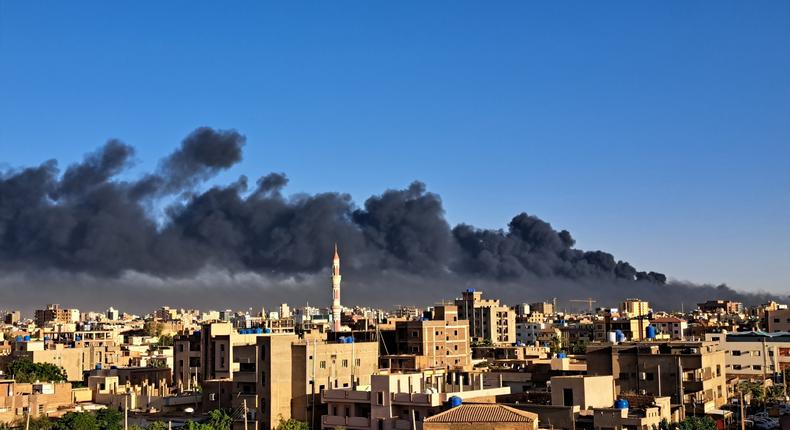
[124,394,129,430]
[25,406,30,430]
[739,389,745,430]
[243,398,249,430]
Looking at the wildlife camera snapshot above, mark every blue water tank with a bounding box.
[614,399,629,409]
[23,335,30,342]
[44,336,50,341]
[15,336,22,342]
[337,336,346,343]
[255,328,263,334]
[557,352,567,358]
[263,328,271,334]
[615,330,626,342]
[95,363,102,370]
[449,396,463,407]
[646,325,656,339]
[465,288,475,293]
[75,335,82,341]
[347,337,354,343]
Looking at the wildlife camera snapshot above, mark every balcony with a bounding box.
[321,415,371,429]
[392,392,433,405]
[322,389,371,403]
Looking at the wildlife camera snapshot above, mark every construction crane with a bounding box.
[570,298,598,312]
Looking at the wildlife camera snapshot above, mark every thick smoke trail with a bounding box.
[0,127,783,312]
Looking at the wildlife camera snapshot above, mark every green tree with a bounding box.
[275,417,309,430]
[145,422,169,430]
[677,416,716,430]
[8,358,67,383]
[95,408,123,430]
[206,409,232,430]
[143,321,164,337]
[53,412,98,430]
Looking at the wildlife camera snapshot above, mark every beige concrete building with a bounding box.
[381,305,471,372]
[455,290,515,345]
[34,304,79,328]
[705,331,790,377]
[321,369,512,430]
[766,309,790,332]
[649,317,688,340]
[423,404,538,430]
[179,322,379,430]
[2,340,125,382]
[621,299,650,318]
[0,380,73,423]
[550,375,614,409]
[586,341,727,414]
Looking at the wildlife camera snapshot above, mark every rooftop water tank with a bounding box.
[15,336,22,342]
[255,328,263,334]
[615,329,626,342]
[449,396,463,408]
[263,328,271,334]
[23,335,30,342]
[557,352,567,358]
[614,399,629,410]
[95,364,102,370]
[465,288,475,293]
[607,331,617,343]
[646,325,656,340]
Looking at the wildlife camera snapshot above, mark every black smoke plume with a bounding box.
[0,127,782,312]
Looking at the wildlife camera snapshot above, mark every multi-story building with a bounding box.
[593,318,650,342]
[321,369,512,430]
[697,300,743,315]
[530,302,554,316]
[455,290,515,345]
[766,309,790,332]
[34,304,79,328]
[177,322,379,430]
[650,317,688,340]
[705,331,790,377]
[381,305,471,372]
[0,380,74,422]
[621,299,650,318]
[586,341,727,414]
[516,322,545,345]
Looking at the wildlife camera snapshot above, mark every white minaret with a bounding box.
[331,243,342,332]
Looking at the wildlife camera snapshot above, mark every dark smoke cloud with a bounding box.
[0,127,783,312]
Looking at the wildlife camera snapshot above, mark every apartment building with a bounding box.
[766,309,790,332]
[621,299,650,318]
[321,369,512,430]
[650,318,688,341]
[1,340,125,381]
[177,322,379,430]
[381,305,471,372]
[698,300,743,315]
[586,341,727,414]
[515,322,545,345]
[455,290,515,345]
[705,331,790,377]
[0,380,73,423]
[34,304,79,328]
[593,318,649,342]
[530,302,554,316]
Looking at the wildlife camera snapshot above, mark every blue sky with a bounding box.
[1,1,788,293]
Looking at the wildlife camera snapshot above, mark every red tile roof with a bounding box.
[424,404,538,423]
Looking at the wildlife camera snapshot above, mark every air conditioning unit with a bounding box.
[639,372,647,380]
[209,393,216,401]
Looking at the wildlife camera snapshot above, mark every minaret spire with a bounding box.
[331,243,342,332]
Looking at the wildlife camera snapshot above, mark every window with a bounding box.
[377,392,385,405]
[342,359,349,367]
[753,365,762,371]
[355,358,361,366]
[732,350,741,356]
[261,371,266,384]
[320,361,326,369]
